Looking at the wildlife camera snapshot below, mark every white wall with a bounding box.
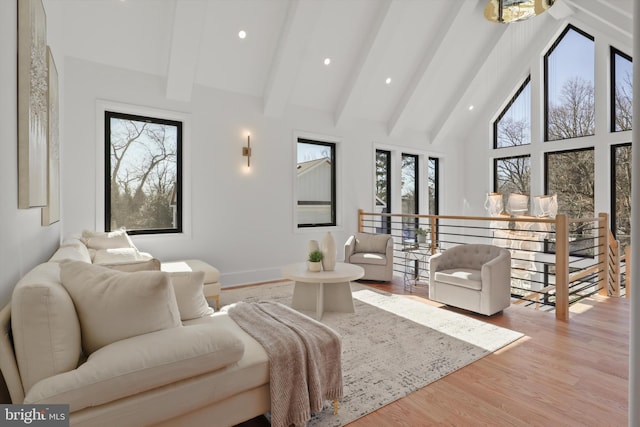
[61,57,457,286]
[0,1,61,307]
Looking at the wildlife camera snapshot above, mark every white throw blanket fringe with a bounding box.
[226,301,343,427]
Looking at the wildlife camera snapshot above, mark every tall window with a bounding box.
[544,25,595,141]
[427,157,439,215]
[105,111,182,234]
[494,76,531,148]
[375,149,391,233]
[611,47,633,132]
[494,155,531,207]
[611,144,631,249]
[545,148,594,221]
[402,154,419,240]
[296,139,336,227]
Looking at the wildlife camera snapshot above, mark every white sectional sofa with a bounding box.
[0,232,271,426]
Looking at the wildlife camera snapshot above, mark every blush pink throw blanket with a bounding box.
[226,301,342,427]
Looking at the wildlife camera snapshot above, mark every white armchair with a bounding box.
[344,233,394,282]
[429,244,511,316]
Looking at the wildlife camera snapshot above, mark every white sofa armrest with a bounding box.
[384,236,394,260]
[481,249,511,293]
[25,324,245,410]
[344,235,356,260]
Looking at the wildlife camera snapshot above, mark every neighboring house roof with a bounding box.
[296,157,331,176]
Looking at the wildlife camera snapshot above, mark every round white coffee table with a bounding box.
[281,262,364,320]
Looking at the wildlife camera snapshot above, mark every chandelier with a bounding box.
[484,0,555,23]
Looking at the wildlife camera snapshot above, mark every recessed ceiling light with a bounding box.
[385,77,392,85]
[238,30,247,39]
[323,57,331,66]
[468,105,475,111]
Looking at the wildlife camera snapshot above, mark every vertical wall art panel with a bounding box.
[18,0,48,208]
[42,46,59,225]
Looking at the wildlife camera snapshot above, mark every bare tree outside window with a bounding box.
[375,150,391,233]
[612,144,631,249]
[495,77,531,148]
[401,154,418,240]
[545,25,595,141]
[494,155,530,208]
[105,111,181,234]
[545,148,594,230]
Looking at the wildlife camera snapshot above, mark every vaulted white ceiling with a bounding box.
[43,0,633,143]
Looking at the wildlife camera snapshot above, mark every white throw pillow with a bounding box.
[81,229,136,250]
[92,248,161,272]
[60,261,181,355]
[169,271,215,320]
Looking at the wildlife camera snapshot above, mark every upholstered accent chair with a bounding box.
[429,244,511,316]
[344,233,394,282]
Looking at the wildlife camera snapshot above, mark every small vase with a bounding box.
[321,231,336,271]
[308,240,320,254]
[307,261,322,272]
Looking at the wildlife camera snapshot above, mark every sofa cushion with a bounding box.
[161,259,221,284]
[11,263,82,394]
[60,261,181,355]
[49,242,93,264]
[349,252,387,266]
[169,271,215,320]
[24,324,245,412]
[81,229,135,250]
[93,248,161,272]
[433,268,482,291]
[354,233,389,254]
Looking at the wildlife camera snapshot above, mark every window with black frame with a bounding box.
[494,155,531,210]
[494,76,531,149]
[296,138,336,228]
[545,148,595,256]
[105,111,182,235]
[401,153,419,241]
[375,149,392,234]
[544,25,595,142]
[611,143,631,249]
[611,47,632,132]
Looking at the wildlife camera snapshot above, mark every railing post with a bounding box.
[611,239,621,297]
[555,214,569,321]
[430,216,437,255]
[598,213,609,297]
[358,209,364,233]
[626,245,632,299]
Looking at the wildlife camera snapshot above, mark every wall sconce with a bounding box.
[242,133,251,167]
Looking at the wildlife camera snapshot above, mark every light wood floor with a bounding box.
[236,277,630,427]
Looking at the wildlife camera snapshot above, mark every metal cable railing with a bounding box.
[358,210,621,320]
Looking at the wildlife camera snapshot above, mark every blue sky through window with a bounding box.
[547,28,594,107]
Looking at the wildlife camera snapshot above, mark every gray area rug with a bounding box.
[221,282,523,426]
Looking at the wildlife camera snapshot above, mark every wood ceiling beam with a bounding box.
[386,1,466,138]
[563,0,632,40]
[333,0,395,128]
[263,0,323,118]
[165,0,207,102]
